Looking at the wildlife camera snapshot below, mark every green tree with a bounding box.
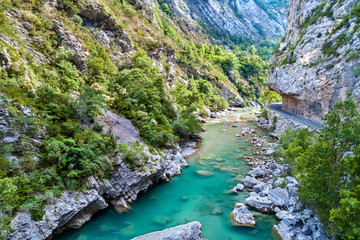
[279,99,360,238]
[258,89,282,105]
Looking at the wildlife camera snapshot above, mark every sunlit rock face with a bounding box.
[269,0,360,121]
[163,0,288,41]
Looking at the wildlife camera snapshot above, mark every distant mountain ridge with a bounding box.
[163,0,288,41]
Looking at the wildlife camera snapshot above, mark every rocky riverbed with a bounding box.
[231,115,330,240]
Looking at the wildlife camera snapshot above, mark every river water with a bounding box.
[56,109,279,240]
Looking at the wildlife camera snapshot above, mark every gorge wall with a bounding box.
[269,0,360,121]
[165,0,288,41]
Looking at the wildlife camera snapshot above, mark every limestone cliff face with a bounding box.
[269,0,360,121]
[165,0,288,40]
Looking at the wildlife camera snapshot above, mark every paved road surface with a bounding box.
[267,104,324,130]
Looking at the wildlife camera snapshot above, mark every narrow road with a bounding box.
[267,104,324,130]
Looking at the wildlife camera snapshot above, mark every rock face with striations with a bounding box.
[269,0,360,121]
[131,221,202,240]
[164,0,288,40]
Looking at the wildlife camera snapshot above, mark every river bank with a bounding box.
[6,109,196,240]
[232,113,330,240]
[55,108,281,240]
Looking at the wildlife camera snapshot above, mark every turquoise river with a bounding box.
[56,109,279,240]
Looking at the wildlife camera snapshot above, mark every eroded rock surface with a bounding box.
[269,0,360,121]
[164,0,287,40]
[131,221,202,240]
[231,203,256,227]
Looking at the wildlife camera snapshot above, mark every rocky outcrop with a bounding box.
[231,203,256,227]
[99,110,141,143]
[269,0,360,121]
[131,221,202,240]
[7,190,108,240]
[53,0,134,72]
[77,0,134,56]
[242,139,329,240]
[165,0,288,40]
[246,194,274,212]
[6,110,192,240]
[54,20,89,71]
[0,48,11,69]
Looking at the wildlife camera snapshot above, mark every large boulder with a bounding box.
[273,177,285,187]
[275,211,295,220]
[268,187,289,208]
[252,182,266,193]
[248,167,264,178]
[246,195,273,212]
[273,218,297,240]
[231,203,256,227]
[244,176,261,188]
[131,221,202,240]
[232,183,244,193]
[285,176,299,186]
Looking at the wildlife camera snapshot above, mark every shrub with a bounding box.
[260,108,268,120]
[272,115,278,125]
[325,64,334,70]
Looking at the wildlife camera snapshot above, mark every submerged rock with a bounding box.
[231,203,256,227]
[196,170,214,176]
[131,221,202,240]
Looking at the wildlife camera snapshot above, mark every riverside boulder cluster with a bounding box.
[231,121,329,240]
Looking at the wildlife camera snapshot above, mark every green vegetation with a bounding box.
[157,0,173,18]
[260,108,268,120]
[0,84,116,229]
[0,0,281,234]
[320,2,360,58]
[258,89,282,105]
[300,0,335,30]
[276,99,360,239]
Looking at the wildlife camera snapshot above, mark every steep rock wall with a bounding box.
[165,0,288,40]
[269,0,360,121]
